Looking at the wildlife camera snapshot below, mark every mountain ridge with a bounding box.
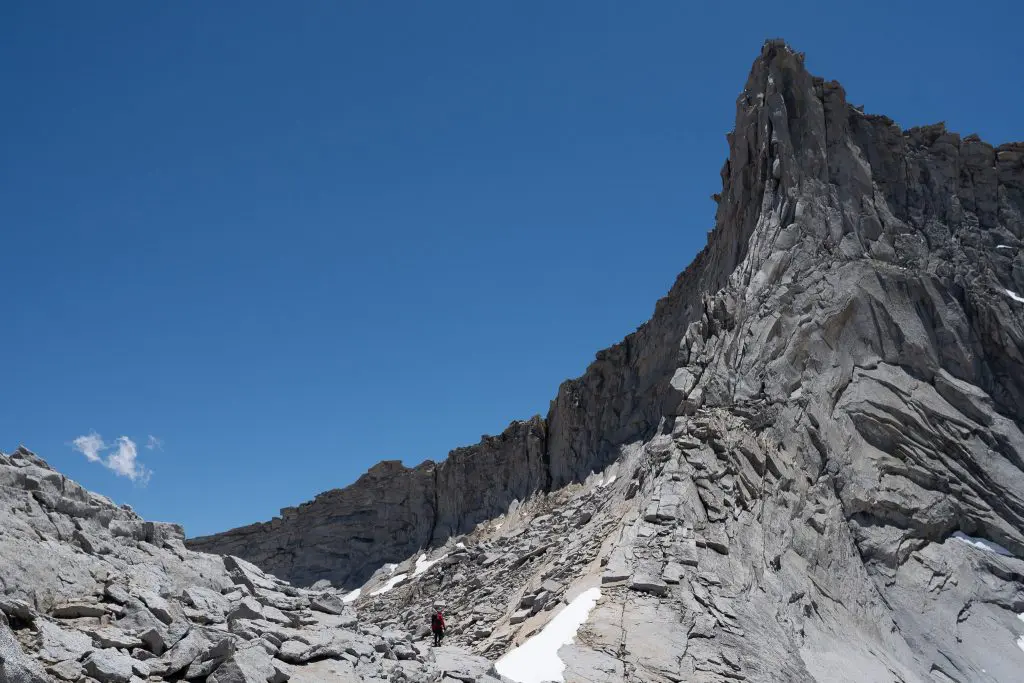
[188,39,1024,600]
[4,37,1024,683]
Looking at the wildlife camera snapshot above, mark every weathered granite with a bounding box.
[194,39,1024,682]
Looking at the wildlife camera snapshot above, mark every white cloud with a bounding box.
[70,432,152,484]
[107,437,151,483]
[146,435,163,451]
[72,432,104,463]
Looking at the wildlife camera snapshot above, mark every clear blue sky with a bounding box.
[2,1,1021,537]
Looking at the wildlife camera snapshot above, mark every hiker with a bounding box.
[430,606,446,646]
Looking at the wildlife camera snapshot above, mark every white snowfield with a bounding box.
[341,588,361,603]
[1004,289,1024,304]
[371,572,408,596]
[495,587,602,683]
[952,531,1013,557]
[414,552,447,577]
[1018,613,1024,654]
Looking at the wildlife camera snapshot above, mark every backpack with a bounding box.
[431,612,443,630]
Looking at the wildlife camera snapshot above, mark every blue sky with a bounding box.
[2,1,1021,536]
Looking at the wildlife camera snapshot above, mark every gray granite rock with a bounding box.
[189,39,1024,683]
[82,648,135,683]
[207,642,288,683]
[4,37,1024,683]
[0,613,50,683]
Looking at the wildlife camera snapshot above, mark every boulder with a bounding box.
[629,576,669,597]
[148,628,210,677]
[0,615,50,683]
[82,648,135,683]
[309,592,347,615]
[208,643,290,683]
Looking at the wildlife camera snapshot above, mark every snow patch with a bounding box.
[495,587,602,683]
[371,573,408,596]
[996,245,1014,250]
[341,588,361,603]
[414,553,447,577]
[952,531,1013,557]
[1005,289,1024,304]
[456,542,466,550]
[597,475,617,488]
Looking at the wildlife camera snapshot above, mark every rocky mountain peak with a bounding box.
[4,40,1024,681]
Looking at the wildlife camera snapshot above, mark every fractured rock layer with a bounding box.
[190,40,1024,681]
[0,446,502,682]
[5,38,1020,682]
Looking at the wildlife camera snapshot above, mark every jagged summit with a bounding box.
[187,39,1024,681]
[190,36,1024,585]
[4,41,1023,682]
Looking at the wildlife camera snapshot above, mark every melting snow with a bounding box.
[996,245,1014,250]
[495,587,602,683]
[371,573,408,596]
[952,531,1013,557]
[341,588,361,603]
[413,553,447,577]
[1005,289,1024,304]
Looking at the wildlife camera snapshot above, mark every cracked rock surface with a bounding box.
[8,39,1024,682]
[0,446,504,682]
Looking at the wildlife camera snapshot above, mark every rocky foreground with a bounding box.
[191,40,1024,682]
[0,446,504,682]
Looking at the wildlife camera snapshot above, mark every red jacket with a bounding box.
[431,611,446,631]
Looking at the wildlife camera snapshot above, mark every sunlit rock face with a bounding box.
[191,39,1024,681]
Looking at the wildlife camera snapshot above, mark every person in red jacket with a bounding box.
[430,607,446,646]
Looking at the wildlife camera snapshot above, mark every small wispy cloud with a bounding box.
[146,435,163,451]
[70,432,152,484]
[72,432,104,463]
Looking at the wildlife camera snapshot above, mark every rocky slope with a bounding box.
[0,445,505,682]
[7,39,1024,683]
[189,40,1024,682]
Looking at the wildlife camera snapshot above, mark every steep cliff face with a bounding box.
[543,41,1024,682]
[5,39,1024,682]
[188,417,551,588]
[189,51,1024,679]
[338,42,1024,683]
